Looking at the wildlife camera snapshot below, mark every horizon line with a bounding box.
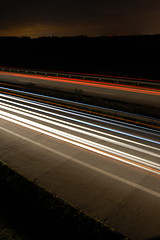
[0,33,160,39]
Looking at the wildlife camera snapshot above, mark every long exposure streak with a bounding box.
[1,71,160,96]
[0,91,160,176]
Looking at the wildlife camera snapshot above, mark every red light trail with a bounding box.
[1,71,160,96]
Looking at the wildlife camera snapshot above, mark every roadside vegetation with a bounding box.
[0,220,26,240]
[1,35,160,80]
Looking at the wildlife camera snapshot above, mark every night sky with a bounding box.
[0,0,160,37]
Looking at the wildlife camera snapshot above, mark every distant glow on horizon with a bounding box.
[1,1,160,37]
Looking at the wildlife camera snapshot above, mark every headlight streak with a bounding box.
[1,95,160,151]
[1,98,160,154]
[1,102,160,159]
[1,102,159,158]
[1,108,153,162]
[1,111,160,176]
[1,108,160,172]
[1,93,160,145]
[1,86,159,134]
[1,91,160,175]
[1,89,159,137]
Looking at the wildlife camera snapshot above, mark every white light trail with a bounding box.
[1,125,160,199]
[1,109,160,175]
[1,92,160,141]
[1,101,160,159]
[1,86,159,134]
[1,93,160,145]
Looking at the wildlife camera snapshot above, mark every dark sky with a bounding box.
[0,0,160,37]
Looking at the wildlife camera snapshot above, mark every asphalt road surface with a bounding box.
[0,71,160,107]
[0,89,160,239]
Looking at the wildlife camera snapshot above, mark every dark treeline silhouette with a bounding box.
[0,35,160,79]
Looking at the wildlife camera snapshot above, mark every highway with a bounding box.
[0,71,160,107]
[0,87,160,239]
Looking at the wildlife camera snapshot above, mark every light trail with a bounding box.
[0,91,160,175]
[1,101,160,158]
[1,85,159,134]
[1,92,159,138]
[1,93,160,145]
[1,110,160,175]
[1,71,160,96]
[1,99,159,155]
[1,125,160,201]
[2,68,160,83]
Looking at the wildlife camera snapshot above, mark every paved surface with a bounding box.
[0,71,160,107]
[0,89,160,239]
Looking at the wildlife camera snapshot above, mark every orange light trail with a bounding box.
[1,71,160,96]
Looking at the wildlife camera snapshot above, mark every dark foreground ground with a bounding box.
[0,161,126,240]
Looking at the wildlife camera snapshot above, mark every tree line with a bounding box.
[0,35,160,79]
